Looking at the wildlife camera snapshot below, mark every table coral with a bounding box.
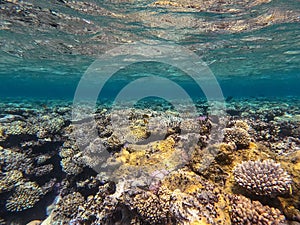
[5,181,43,212]
[0,170,23,193]
[0,148,34,172]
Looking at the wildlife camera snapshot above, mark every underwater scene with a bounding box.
[0,0,300,224]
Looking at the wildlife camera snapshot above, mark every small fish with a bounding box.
[289,184,293,195]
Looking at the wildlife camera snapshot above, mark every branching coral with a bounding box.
[0,148,33,172]
[229,194,286,225]
[233,159,292,196]
[59,140,84,175]
[223,127,251,149]
[123,170,230,225]
[124,187,170,224]
[52,192,85,224]
[75,183,119,224]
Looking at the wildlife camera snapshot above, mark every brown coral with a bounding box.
[124,170,230,225]
[124,187,170,224]
[0,170,23,193]
[229,194,286,225]
[72,182,120,224]
[223,127,251,149]
[5,181,43,212]
[52,192,85,223]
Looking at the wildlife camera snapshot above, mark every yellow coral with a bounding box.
[112,136,182,181]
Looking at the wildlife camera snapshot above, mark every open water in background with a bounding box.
[0,0,299,100]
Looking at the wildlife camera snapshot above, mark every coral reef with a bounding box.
[124,170,231,225]
[28,164,54,177]
[59,139,84,175]
[0,113,65,139]
[233,159,292,196]
[228,120,250,131]
[0,99,299,224]
[229,194,286,225]
[73,182,119,225]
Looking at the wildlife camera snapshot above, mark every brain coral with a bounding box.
[233,159,292,196]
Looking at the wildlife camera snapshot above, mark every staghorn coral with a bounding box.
[233,159,292,196]
[223,127,251,149]
[229,194,286,225]
[5,181,43,212]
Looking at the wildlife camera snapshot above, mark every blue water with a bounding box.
[0,0,299,100]
[0,67,299,100]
